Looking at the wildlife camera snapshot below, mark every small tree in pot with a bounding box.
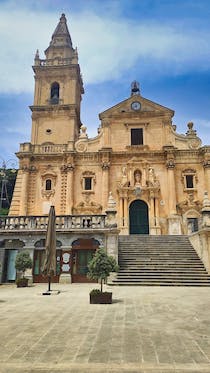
[87,247,118,304]
[15,251,32,287]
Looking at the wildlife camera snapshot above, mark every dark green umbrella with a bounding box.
[42,205,56,292]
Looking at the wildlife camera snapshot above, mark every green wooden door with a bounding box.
[129,200,149,234]
[72,249,96,283]
[6,250,18,281]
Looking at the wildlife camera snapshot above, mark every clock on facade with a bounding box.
[131,101,141,111]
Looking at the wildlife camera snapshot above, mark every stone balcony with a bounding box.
[0,215,109,232]
[19,143,68,154]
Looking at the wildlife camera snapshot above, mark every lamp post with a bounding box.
[0,158,17,210]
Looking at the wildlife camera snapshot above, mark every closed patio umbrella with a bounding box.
[42,205,56,293]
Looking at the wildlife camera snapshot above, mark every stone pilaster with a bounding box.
[166,157,181,234]
[166,159,177,215]
[66,164,75,215]
[203,160,210,195]
[19,167,29,215]
[101,162,110,212]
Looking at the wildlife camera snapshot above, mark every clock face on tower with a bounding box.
[131,101,141,111]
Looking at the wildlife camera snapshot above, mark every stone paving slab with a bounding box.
[1,284,210,372]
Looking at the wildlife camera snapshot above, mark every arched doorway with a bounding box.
[71,239,99,283]
[129,200,149,234]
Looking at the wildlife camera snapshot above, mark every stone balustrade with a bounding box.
[19,143,68,154]
[0,215,106,231]
[39,58,73,66]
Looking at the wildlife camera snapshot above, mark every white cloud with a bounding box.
[0,4,210,93]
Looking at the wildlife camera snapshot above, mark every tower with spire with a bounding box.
[10,14,84,216]
[31,13,84,147]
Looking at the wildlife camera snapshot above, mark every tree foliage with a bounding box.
[87,248,118,292]
[0,168,17,214]
[15,251,32,278]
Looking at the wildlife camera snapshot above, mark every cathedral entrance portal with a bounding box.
[129,200,149,234]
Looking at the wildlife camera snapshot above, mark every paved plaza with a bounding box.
[1,284,210,372]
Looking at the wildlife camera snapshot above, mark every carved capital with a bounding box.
[166,159,175,169]
[203,160,210,169]
[61,163,75,173]
[101,162,110,170]
[21,165,30,173]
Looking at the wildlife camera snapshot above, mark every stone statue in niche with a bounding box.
[120,166,130,187]
[147,167,160,188]
[134,170,142,186]
[148,167,155,185]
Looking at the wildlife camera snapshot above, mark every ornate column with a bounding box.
[166,159,177,215]
[154,196,161,235]
[19,166,29,215]
[66,163,75,215]
[119,195,124,227]
[149,190,155,234]
[60,163,75,215]
[155,196,160,225]
[166,159,181,234]
[101,162,110,211]
[123,196,128,228]
[203,160,210,195]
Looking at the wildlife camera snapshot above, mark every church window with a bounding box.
[182,169,197,190]
[131,128,143,145]
[81,171,96,192]
[46,179,52,191]
[50,82,59,104]
[84,177,92,190]
[186,175,194,189]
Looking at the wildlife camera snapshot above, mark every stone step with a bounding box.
[114,235,210,286]
[111,281,210,286]
[117,274,210,279]
[120,269,205,272]
[119,255,199,258]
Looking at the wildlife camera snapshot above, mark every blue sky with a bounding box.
[0,0,210,164]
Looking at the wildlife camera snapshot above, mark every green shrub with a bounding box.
[87,247,118,292]
[15,251,32,278]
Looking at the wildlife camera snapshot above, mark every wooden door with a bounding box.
[129,200,149,234]
[71,239,99,283]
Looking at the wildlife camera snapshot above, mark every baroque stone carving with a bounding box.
[177,193,202,213]
[101,162,110,170]
[60,163,75,172]
[73,200,102,214]
[41,172,57,200]
[166,159,175,169]
[75,141,87,153]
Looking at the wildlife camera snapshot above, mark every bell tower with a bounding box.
[9,14,84,216]
[31,13,84,147]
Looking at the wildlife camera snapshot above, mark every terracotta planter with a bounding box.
[90,292,112,304]
[16,278,29,288]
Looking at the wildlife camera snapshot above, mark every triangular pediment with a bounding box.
[99,94,174,119]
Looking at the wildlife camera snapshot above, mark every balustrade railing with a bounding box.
[19,143,68,154]
[39,58,73,66]
[0,215,106,231]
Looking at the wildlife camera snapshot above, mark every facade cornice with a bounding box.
[30,104,75,112]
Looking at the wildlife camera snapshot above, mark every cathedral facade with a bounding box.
[1,14,210,283]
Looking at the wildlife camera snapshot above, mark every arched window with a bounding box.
[50,82,59,104]
[46,179,52,191]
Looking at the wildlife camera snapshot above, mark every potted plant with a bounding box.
[88,247,118,304]
[15,251,32,287]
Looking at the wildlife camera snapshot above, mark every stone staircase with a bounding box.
[112,235,210,286]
